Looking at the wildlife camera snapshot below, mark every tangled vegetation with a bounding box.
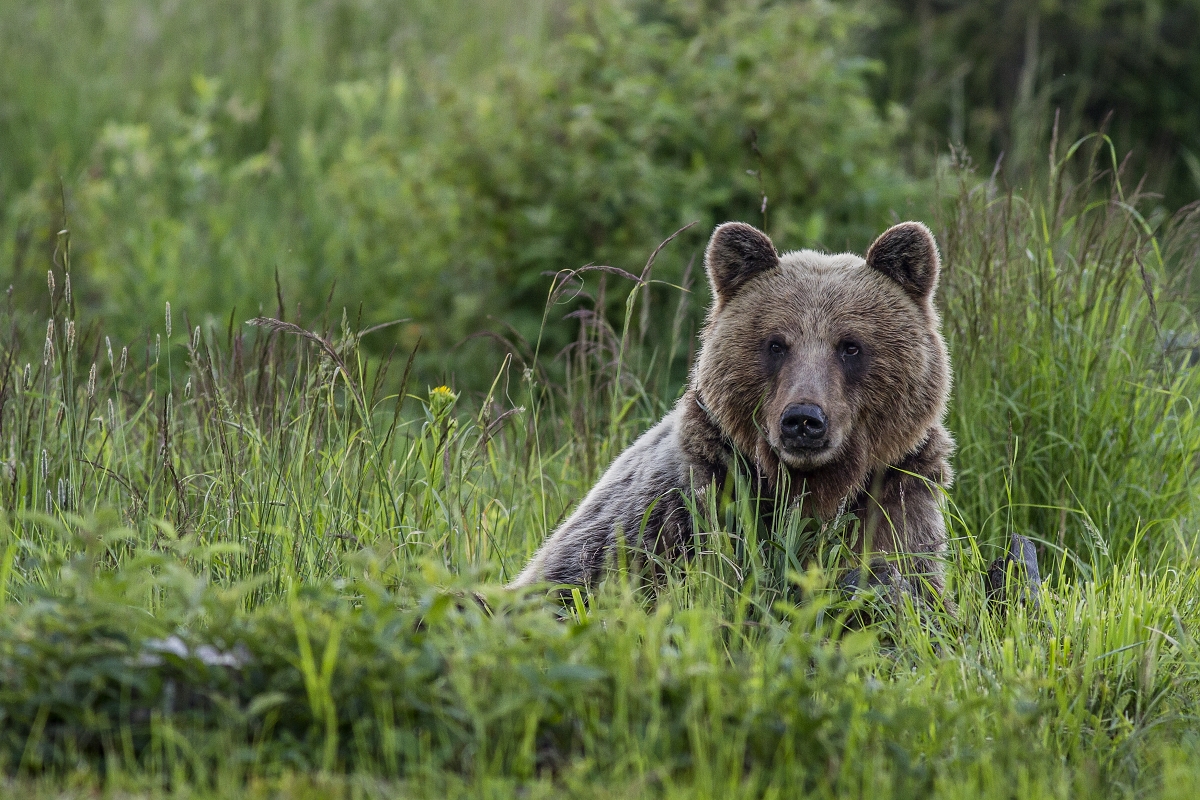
[1,142,1199,796]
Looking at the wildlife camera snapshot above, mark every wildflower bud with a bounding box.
[87,362,97,398]
[165,302,172,338]
[428,385,458,420]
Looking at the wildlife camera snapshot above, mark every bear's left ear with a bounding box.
[705,222,779,306]
[865,221,941,301]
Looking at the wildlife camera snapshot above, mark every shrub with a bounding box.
[2,0,917,376]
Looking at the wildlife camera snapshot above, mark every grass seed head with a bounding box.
[43,320,54,365]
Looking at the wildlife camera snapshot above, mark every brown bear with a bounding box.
[508,220,954,600]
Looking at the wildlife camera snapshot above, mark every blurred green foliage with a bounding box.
[0,0,916,375]
[2,0,1197,381]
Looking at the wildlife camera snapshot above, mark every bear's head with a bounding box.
[693,221,950,510]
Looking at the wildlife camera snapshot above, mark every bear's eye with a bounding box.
[840,342,861,358]
[767,339,788,356]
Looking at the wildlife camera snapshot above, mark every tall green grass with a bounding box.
[0,150,1199,797]
[940,139,1200,574]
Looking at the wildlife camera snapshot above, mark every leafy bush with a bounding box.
[1,0,917,378]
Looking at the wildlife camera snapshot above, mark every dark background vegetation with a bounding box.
[2,0,1197,387]
[871,0,1200,208]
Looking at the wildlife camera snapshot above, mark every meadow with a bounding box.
[1,139,1200,797]
[2,1,1200,798]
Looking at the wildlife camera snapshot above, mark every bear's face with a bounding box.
[694,222,949,499]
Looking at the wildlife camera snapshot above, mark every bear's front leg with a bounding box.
[854,425,954,602]
[507,410,694,590]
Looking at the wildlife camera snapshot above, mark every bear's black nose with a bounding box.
[780,403,827,443]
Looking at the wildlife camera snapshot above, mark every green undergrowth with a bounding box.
[0,532,1199,798]
[0,150,1198,796]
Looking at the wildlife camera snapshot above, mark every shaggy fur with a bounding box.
[509,221,954,596]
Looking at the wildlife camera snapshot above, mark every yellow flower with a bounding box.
[428,385,458,418]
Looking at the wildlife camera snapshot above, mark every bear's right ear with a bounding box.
[705,222,779,306]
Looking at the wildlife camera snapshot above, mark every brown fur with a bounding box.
[510,221,954,597]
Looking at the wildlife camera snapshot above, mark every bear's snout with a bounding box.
[780,403,828,448]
